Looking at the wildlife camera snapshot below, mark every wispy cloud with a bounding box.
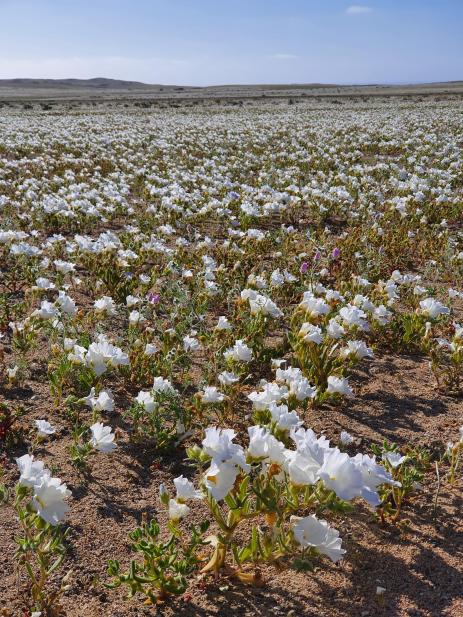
[346,5,372,15]
[271,53,298,60]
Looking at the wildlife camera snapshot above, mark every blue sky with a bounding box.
[0,0,461,85]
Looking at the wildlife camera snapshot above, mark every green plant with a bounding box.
[124,391,190,450]
[0,483,71,615]
[371,441,430,524]
[107,518,210,603]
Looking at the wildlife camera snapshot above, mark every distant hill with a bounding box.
[0,78,461,102]
[0,77,155,89]
[0,78,462,92]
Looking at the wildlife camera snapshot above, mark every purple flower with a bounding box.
[300,261,309,274]
[331,247,341,260]
[314,250,322,262]
[147,292,161,305]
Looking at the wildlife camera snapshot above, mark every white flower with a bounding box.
[275,365,302,384]
[94,296,117,315]
[152,376,177,394]
[136,390,156,412]
[204,280,219,295]
[63,337,76,351]
[159,483,168,501]
[224,339,253,363]
[89,422,117,453]
[248,292,283,318]
[290,515,345,563]
[284,428,328,486]
[201,386,225,404]
[353,294,375,313]
[86,339,129,376]
[288,377,317,402]
[56,291,77,316]
[341,340,374,360]
[339,304,369,331]
[382,451,408,468]
[454,324,463,340]
[33,300,59,320]
[183,335,200,352]
[204,460,239,501]
[269,402,302,430]
[84,388,115,412]
[144,343,158,356]
[248,382,287,410]
[299,292,330,317]
[202,427,249,471]
[352,453,401,505]
[68,344,87,365]
[376,586,386,596]
[168,498,190,521]
[129,310,145,325]
[35,277,55,290]
[318,448,364,500]
[419,298,450,319]
[32,475,71,526]
[247,426,287,464]
[291,426,331,457]
[326,318,345,339]
[325,289,344,303]
[174,475,202,500]
[326,376,354,398]
[218,371,239,386]
[270,269,285,286]
[247,273,267,289]
[340,431,354,445]
[383,281,398,300]
[35,420,56,437]
[16,454,48,488]
[299,323,323,344]
[54,260,75,274]
[216,316,232,330]
[285,449,321,486]
[7,365,19,380]
[373,305,392,326]
[126,295,141,307]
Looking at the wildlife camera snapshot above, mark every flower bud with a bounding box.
[159,483,170,505]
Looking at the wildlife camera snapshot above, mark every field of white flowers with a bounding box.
[0,97,462,617]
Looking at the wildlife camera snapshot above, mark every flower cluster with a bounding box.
[16,454,71,525]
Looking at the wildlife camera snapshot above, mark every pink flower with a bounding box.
[147,292,160,305]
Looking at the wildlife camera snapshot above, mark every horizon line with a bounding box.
[0,77,462,88]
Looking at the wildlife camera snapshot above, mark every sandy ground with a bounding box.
[1,349,462,617]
